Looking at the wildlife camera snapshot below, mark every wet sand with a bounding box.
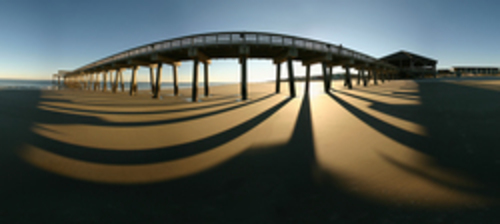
[1,78,500,223]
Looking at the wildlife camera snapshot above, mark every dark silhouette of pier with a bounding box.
[60,32,397,101]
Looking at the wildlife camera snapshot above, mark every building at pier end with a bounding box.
[380,51,437,79]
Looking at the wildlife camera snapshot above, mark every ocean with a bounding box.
[0,79,236,91]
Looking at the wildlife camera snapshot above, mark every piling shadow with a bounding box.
[29,96,291,164]
[351,87,420,100]
[332,89,424,124]
[328,80,500,199]
[40,93,275,115]
[0,89,325,223]
[36,93,276,127]
[40,92,241,107]
[2,86,500,223]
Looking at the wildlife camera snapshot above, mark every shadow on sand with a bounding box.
[329,80,500,199]
[0,80,499,223]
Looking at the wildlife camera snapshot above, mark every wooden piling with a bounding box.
[192,58,199,102]
[287,58,296,97]
[240,56,248,100]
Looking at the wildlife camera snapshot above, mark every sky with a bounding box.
[1,0,500,82]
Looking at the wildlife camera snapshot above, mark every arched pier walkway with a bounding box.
[61,32,398,101]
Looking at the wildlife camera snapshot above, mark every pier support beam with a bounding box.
[287,58,296,97]
[240,56,248,100]
[322,62,329,92]
[82,76,86,90]
[85,75,88,90]
[173,64,179,96]
[275,63,281,93]
[239,45,250,100]
[362,69,368,87]
[92,73,96,91]
[149,65,156,94]
[113,69,119,93]
[109,72,113,90]
[129,66,138,96]
[328,65,333,90]
[91,73,95,91]
[90,73,95,91]
[82,75,85,90]
[381,70,385,83]
[102,71,108,92]
[87,74,92,91]
[305,64,311,95]
[357,69,361,85]
[204,61,209,97]
[120,70,125,92]
[94,73,100,91]
[94,73,99,91]
[187,48,210,101]
[373,70,378,85]
[192,58,199,102]
[150,57,181,96]
[153,63,163,99]
[344,65,353,89]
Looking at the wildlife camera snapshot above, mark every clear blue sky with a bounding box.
[1,0,499,81]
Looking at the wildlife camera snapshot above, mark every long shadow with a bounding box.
[39,93,241,108]
[350,87,419,100]
[377,151,496,198]
[0,89,319,223]
[169,92,325,223]
[332,89,424,124]
[392,91,420,96]
[2,89,500,223]
[282,92,316,169]
[39,93,275,115]
[328,81,500,198]
[164,91,467,223]
[26,97,291,164]
[30,93,276,127]
[416,82,500,185]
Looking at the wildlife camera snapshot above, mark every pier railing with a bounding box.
[73,31,389,74]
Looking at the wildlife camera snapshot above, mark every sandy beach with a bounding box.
[1,78,500,223]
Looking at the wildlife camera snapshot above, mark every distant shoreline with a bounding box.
[2,76,500,91]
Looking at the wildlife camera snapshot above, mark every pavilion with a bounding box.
[380,50,437,79]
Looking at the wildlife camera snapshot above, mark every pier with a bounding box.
[61,32,398,99]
